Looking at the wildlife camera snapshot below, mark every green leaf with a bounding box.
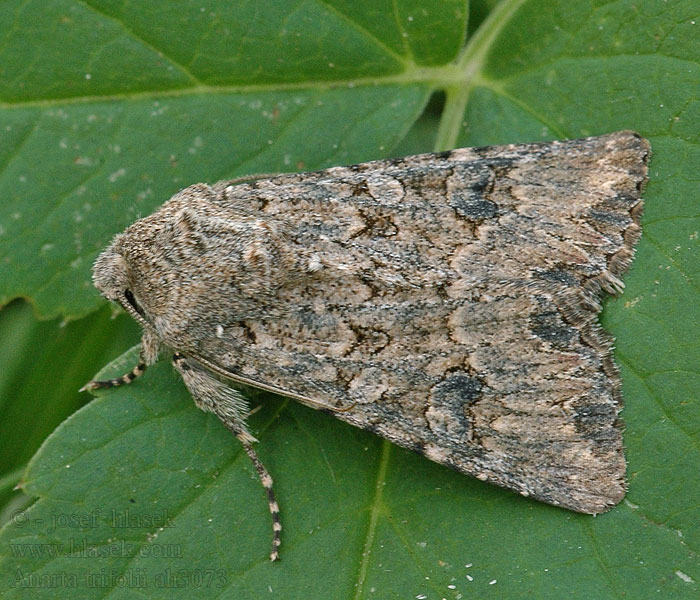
[0,299,141,522]
[1,0,699,598]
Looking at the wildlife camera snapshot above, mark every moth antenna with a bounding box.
[331,399,358,413]
[223,173,283,186]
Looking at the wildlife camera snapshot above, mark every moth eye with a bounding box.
[123,289,142,315]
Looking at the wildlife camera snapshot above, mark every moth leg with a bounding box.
[238,432,282,561]
[79,361,147,391]
[80,329,160,392]
[171,352,282,561]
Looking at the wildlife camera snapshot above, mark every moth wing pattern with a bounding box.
[101,131,649,515]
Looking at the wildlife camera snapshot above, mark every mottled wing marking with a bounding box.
[99,131,649,516]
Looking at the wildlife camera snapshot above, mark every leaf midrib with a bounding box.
[352,440,391,600]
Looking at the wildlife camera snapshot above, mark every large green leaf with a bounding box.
[1,0,699,598]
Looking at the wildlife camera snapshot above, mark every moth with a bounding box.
[84,130,650,561]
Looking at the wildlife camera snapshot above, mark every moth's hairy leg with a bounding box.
[172,352,282,561]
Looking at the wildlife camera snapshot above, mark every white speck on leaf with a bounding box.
[109,168,126,182]
[676,571,694,583]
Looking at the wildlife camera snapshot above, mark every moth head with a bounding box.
[92,240,148,327]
